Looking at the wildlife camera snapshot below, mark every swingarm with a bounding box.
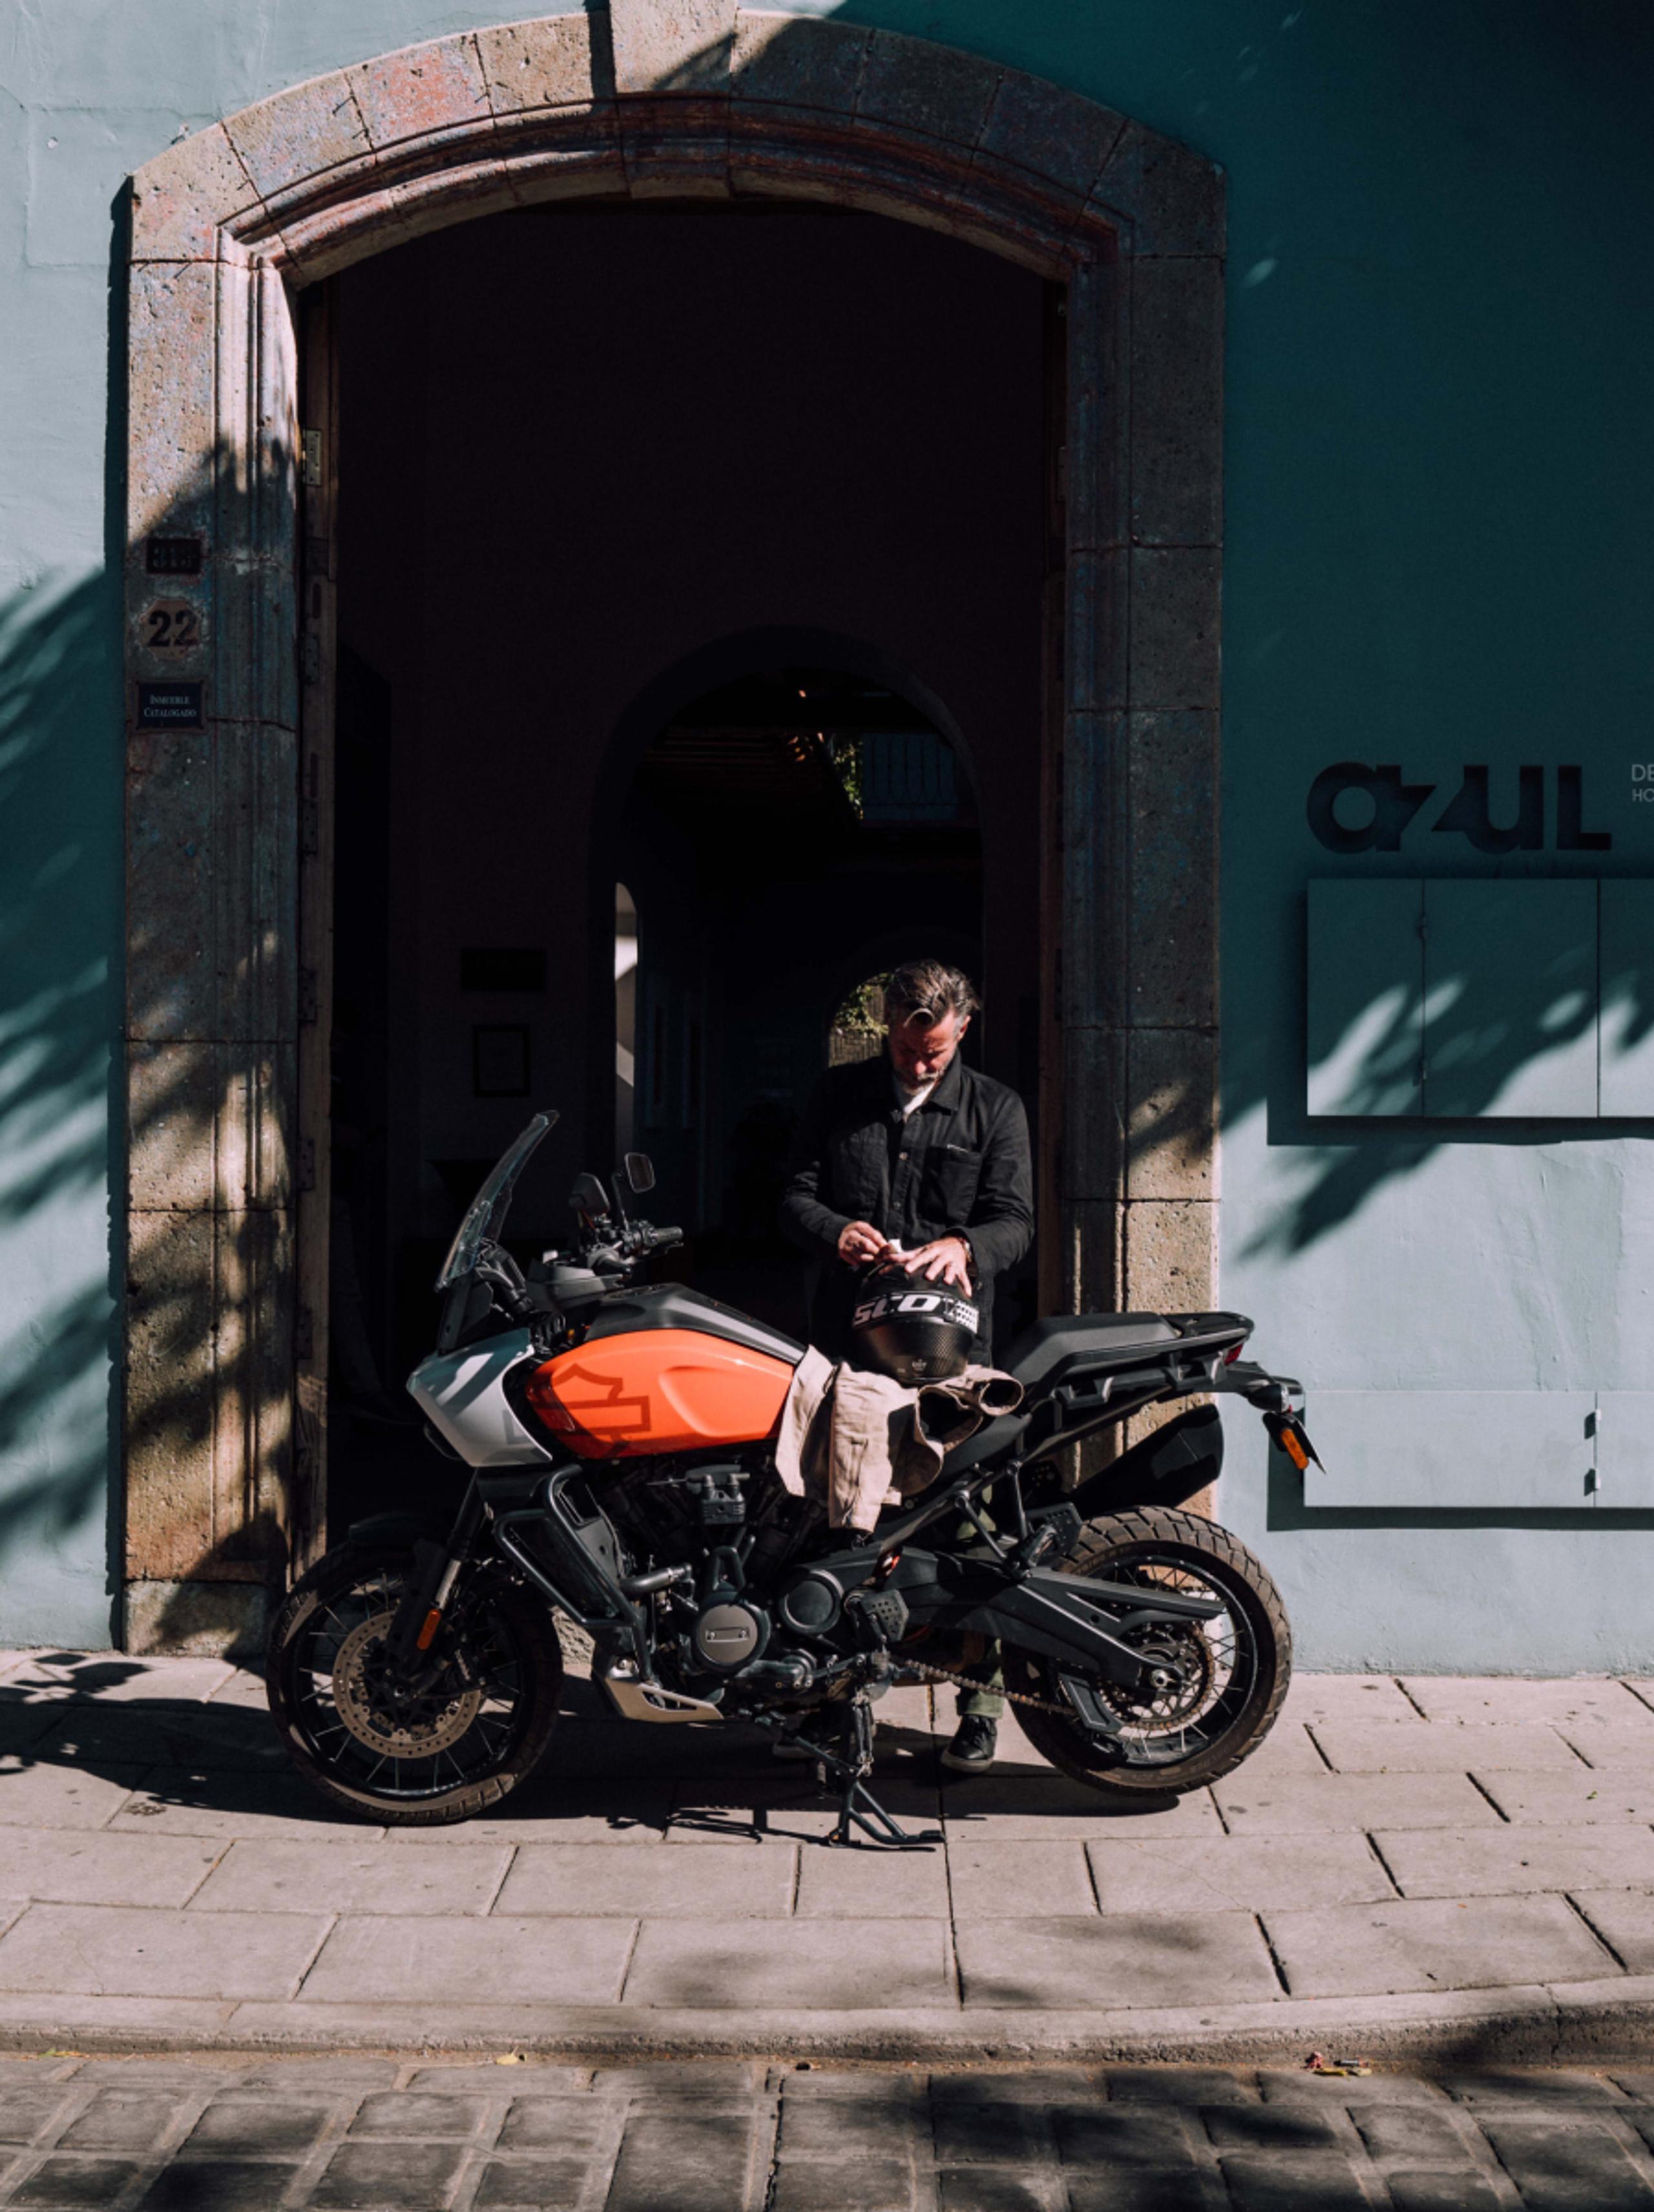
[875,1548,1223,1694]
[941,1566,1220,1691]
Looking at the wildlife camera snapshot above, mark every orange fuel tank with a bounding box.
[524,1329,795,1460]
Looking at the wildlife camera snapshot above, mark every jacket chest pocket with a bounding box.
[830,1122,889,1216]
[923,1141,983,1221]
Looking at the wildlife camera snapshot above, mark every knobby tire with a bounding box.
[1004,1506,1292,1801]
[267,1539,563,1826]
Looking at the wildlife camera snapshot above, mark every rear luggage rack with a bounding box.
[1164,1311,1254,1358]
[1034,1314,1253,1400]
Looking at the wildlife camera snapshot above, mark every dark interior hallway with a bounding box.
[326,202,1048,1532]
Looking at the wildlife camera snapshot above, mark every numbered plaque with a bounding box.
[140,598,204,660]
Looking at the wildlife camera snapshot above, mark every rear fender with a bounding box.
[1068,1404,1223,1522]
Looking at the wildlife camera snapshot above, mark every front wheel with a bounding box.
[1004,1506,1290,1801]
[267,1540,563,1825]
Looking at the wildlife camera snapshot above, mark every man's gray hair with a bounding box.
[883,960,981,1029]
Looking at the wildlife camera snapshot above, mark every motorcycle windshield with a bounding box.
[434,1111,558,1289]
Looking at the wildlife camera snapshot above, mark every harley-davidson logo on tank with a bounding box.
[525,1331,793,1459]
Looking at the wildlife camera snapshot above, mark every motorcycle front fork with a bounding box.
[384,1481,485,1679]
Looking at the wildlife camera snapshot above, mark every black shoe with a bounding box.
[941,1716,998,1773]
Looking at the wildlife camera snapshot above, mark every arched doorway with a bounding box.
[120,13,1223,1647]
[323,202,1039,1536]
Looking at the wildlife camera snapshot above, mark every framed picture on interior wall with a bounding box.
[473,1024,530,1098]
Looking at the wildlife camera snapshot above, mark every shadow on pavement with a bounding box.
[0,1655,1184,1838]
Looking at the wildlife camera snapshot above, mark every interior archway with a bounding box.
[616,660,992,1340]
[120,12,1223,1646]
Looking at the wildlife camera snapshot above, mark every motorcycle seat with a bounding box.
[1007,1313,1182,1396]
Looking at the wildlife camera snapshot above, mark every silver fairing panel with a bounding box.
[407,1328,554,1468]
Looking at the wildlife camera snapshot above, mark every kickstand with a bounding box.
[819,1693,942,1851]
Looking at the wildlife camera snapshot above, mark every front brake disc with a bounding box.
[331,1610,483,1758]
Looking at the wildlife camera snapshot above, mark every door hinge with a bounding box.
[295,1303,315,1361]
[298,1137,316,1193]
[302,428,323,490]
[299,967,319,1024]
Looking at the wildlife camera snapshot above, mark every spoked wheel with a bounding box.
[1005,1506,1291,1800]
[267,1540,562,1825]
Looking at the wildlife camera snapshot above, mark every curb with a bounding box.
[1,1983,1651,2065]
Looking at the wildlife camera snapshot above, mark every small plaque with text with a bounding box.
[145,536,203,576]
[136,681,204,730]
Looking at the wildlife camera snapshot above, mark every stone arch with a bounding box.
[593,623,990,1190]
[595,626,982,830]
[588,622,987,1155]
[121,8,1222,1647]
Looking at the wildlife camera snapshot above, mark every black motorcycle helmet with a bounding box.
[848,1259,981,1385]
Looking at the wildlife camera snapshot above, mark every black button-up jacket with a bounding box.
[778,1051,1034,1360]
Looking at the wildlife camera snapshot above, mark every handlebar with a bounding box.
[631,1223,683,1254]
[579,1222,685,1278]
[467,1221,686,1330]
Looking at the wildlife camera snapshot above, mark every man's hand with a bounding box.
[906,1234,973,1290]
[837,1220,891,1267]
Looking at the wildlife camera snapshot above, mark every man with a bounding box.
[779,959,1034,1771]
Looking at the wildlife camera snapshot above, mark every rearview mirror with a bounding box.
[569,1170,611,1216]
[624,1152,656,1195]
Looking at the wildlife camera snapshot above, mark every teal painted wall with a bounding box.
[0,0,1649,1661]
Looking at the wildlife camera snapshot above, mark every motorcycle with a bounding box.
[267,1112,1320,1843]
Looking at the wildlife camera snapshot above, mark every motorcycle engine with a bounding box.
[602,1457,823,1685]
[690,1598,770,1672]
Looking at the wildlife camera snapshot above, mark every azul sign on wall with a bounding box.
[1307,764,1611,854]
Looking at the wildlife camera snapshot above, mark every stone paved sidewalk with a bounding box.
[6,2053,1654,2209]
[1,1650,1653,2059]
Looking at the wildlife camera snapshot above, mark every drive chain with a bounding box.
[896,1657,1073,1718]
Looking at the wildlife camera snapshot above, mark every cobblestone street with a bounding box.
[6,2052,1654,2209]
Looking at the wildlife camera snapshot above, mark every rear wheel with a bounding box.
[267,1540,563,1826]
[1003,1506,1290,1800]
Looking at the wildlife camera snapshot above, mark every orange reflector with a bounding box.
[1281,1428,1309,1472]
[415,1606,443,1651]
